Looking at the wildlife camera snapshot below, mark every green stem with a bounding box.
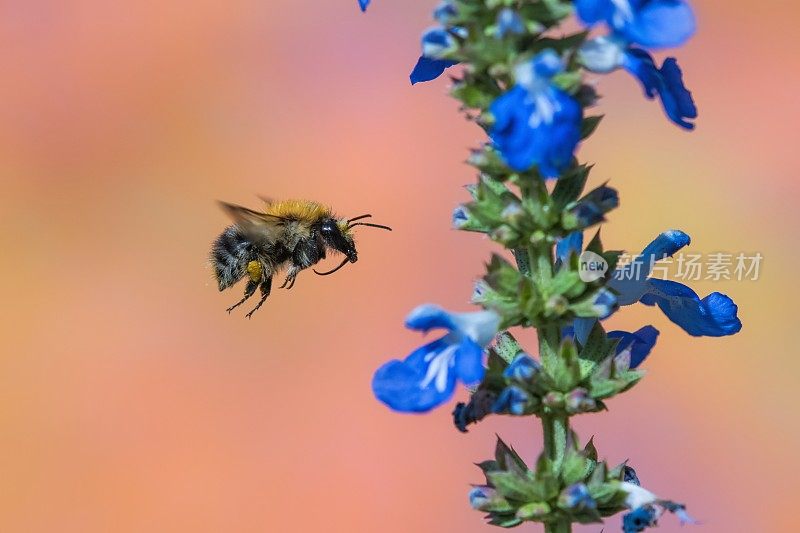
[525,211,572,533]
[542,413,568,473]
[545,519,572,533]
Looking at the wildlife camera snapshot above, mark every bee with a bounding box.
[210,199,391,318]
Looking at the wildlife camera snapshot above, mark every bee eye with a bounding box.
[320,222,336,234]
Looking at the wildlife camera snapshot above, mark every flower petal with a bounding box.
[623,506,659,533]
[454,336,485,385]
[573,317,597,345]
[421,27,456,58]
[404,304,457,333]
[492,386,529,415]
[608,325,660,368]
[579,35,626,74]
[450,310,501,346]
[503,354,540,381]
[372,338,458,412]
[610,229,690,305]
[556,231,584,263]
[410,56,457,84]
[496,8,525,38]
[640,279,742,336]
[574,0,614,26]
[623,50,697,129]
[658,57,698,129]
[622,0,696,49]
[489,85,582,176]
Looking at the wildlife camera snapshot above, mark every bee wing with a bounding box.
[217,201,286,245]
[256,194,275,205]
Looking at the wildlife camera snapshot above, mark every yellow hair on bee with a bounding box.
[263,199,332,223]
[337,219,352,238]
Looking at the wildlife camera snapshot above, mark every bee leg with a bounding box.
[226,279,258,313]
[279,267,299,290]
[245,276,273,319]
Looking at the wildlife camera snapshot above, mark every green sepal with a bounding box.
[480,348,511,392]
[551,164,591,209]
[548,269,585,300]
[560,449,596,486]
[552,70,583,94]
[580,115,603,140]
[547,339,583,392]
[486,515,524,528]
[495,436,529,475]
[578,321,618,364]
[486,471,541,502]
[494,331,524,364]
[516,501,552,521]
[452,80,497,109]
[567,288,614,319]
[585,229,604,254]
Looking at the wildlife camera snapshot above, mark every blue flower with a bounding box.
[492,386,529,415]
[608,325,659,368]
[372,304,500,413]
[489,50,583,177]
[503,354,540,381]
[575,0,696,49]
[358,0,369,12]
[579,36,697,129]
[410,27,460,85]
[560,483,596,511]
[468,486,498,511]
[623,506,659,533]
[609,230,742,336]
[557,229,742,339]
[624,48,697,129]
[620,482,697,532]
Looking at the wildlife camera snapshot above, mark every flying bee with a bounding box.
[210,199,391,318]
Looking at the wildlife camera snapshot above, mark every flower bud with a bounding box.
[565,387,597,414]
[558,483,596,511]
[503,354,540,382]
[495,8,525,39]
[543,391,565,409]
[492,386,530,415]
[516,501,551,520]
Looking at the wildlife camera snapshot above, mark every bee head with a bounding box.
[320,218,358,263]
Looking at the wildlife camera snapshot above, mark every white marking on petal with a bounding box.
[450,311,501,347]
[528,92,560,127]
[610,0,634,25]
[621,482,658,510]
[420,344,458,392]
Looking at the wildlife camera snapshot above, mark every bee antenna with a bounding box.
[348,222,392,231]
[347,214,372,223]
[313,257,350,276]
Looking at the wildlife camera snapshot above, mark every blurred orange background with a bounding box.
[0,1,796,531]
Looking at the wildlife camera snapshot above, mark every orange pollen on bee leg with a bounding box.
[247,260,262,282]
